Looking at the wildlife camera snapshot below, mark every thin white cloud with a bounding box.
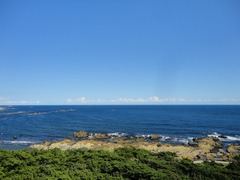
[66,96,240,104]
[0,97,41,105]
[66,98,73,103]
[2,96,239,105]
[66,97,105,104]
[149,96,160,102]
[76,97,86,103]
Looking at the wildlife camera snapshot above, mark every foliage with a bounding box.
[0,148,239,179]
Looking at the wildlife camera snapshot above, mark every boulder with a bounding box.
[218,135,227,139]
[219,149,225,154]
[93,133,109,139]
[150,134,162,140]
[66,136,73,140]
[188,142,198,147]
[212,137,220,141]
[73,130,89,138]
[192,138,197,142]
[197,137,215,152]
[227,144,240,153]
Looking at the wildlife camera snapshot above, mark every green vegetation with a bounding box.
[0,148,239,179]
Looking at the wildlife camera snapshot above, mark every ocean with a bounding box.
[0,105,240,149]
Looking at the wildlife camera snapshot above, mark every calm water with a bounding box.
[0,105,240,147]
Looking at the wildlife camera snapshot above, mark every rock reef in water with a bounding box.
[73,131,110,139]
[29,131,240,162]
[150,134,162,140]
[73,130,89,138]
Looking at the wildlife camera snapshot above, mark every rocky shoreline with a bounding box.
[29,130,240,162]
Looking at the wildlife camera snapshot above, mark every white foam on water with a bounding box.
[208,132,221,138]
[6,111,26,115]
[28,112,48,115]
[178,137,193,144]
[159,135,171,141]
[10,109,76,116]
[1,140,36,145]
[221,136,240,142]
[57,109,75,112]
[135,134,152,138]
[207,132,240,142]
[107,132,127,137]
[107,132,119,136]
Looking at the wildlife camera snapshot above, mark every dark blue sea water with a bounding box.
[0,105,240,148]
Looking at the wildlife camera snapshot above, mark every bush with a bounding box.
[0,148,239,179]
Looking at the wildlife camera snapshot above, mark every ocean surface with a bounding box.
[0,105,240,149]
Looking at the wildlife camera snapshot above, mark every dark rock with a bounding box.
[188,142,198,147]
[66,136,72,140]
[218,135,227,139]
[192,138,197,142]
[166,137,174,141]
[196,154,201,160]
[215,141,224,148]
[210,147,220,153]
[212,137,220,141]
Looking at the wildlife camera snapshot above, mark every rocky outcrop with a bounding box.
[48,139,75,150]
[150,134,162,140]
[92,133,109,139]
[29,136,239,162]
[218,135,228,139]
[227,144,240,153]
[191,137,223,153]
[73,130,89,138]
[73,131,111,140]
[197,137,215,152]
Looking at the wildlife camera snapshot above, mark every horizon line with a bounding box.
[1,104,240,106]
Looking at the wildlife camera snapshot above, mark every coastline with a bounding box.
[29,130,240,162]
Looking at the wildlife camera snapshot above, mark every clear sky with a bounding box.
[0,0,240,105]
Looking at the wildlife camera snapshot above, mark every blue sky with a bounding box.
[0,0,240,105]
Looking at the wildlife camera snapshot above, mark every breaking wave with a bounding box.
[5,109,75,116]
[0,140,37,145]
[208,132,240,142]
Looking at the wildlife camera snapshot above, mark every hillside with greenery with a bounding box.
[0,148,239,179]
